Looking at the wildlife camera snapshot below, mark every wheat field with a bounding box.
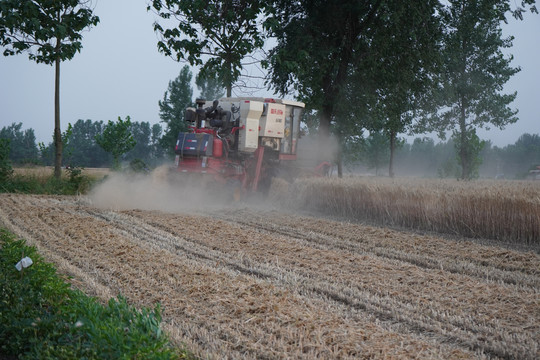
[0,192,538,359]
[272,177,540,245]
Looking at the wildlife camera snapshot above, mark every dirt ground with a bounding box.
[0,193,538,359]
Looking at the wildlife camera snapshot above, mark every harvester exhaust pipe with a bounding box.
[195,98,207,128]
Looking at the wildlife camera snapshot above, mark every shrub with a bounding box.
[65,165,91,194]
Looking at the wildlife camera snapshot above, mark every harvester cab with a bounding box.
[173,97,312,195]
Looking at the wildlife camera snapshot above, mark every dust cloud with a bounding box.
[296,134,340,170]
[88,135,337,213]
[88,166,241,213]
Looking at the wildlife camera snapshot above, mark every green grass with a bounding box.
[0,229,192,360]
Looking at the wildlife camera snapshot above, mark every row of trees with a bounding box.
[1,0,537,180]
[149,0,537,179]
[2,120,162,169]
[350,132,540,179]
[3,121,539,179]
[1,63,221,171]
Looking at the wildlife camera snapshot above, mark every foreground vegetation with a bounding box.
[277,177,540,246]
[0,229,188,359]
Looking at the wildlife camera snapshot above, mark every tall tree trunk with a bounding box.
[225,59,232,97]
[319,103,333,171]
[459,104,468,180]
[53,49,62,180]
[388,130,396,178]
[319,105,332,141]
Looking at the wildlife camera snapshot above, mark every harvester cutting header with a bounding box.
[173,97,329,195]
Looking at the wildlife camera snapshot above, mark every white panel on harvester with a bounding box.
[239,100,263,152]
[259,103,286,138]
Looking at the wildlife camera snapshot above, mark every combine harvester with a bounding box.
[171,97,330,198]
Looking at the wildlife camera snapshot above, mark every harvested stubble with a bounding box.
[1,194,539,359]
[279,177,540,245]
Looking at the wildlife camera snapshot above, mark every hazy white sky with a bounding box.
[0,0,538,147]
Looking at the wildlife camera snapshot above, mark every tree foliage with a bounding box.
[196,71,225,101]
[150,123,165,161]
[16,119,539,180]
[127,122,153,162]
[0,0,99,62]
[0,123,39,164]
[124,121,163,166]
[361,0,442,177]
[451,128,487,179]
[158,65,193,156]
[149,0,265,96]
[362,131,390,176]
[266,0,380,140]
[266,0,441,177]
[38,120,165,168]
[0,0,99,179]
[428,0,536,179]
[95,116,136,170]
[498,133,540,177]
[62,120,109,167]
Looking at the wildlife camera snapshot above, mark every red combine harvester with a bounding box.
[173,97,330,196]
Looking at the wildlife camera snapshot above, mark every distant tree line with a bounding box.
[0,66,223,170]
[346,132,540,179]
[1,121,163,169]
[2,121,539,180]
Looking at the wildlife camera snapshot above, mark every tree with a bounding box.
[151,123,165,162]
[267,0,381,142]
[38,120,108,167]
[159,66,193,156]
[406,137,438,176]
[500,133,540,177]
[196,71,225,101]
[0,123,39,164]
[266,1,440,177]
[95,116,136,170]
[125,121,152,163]
[513,133,540,167]
[430,0,536,179]
[451,128,486,179]
[64,119,109,167]
[361,0,442,177]
[0,0,99,179]
[149,0,265,97]
[362,131,390,176]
